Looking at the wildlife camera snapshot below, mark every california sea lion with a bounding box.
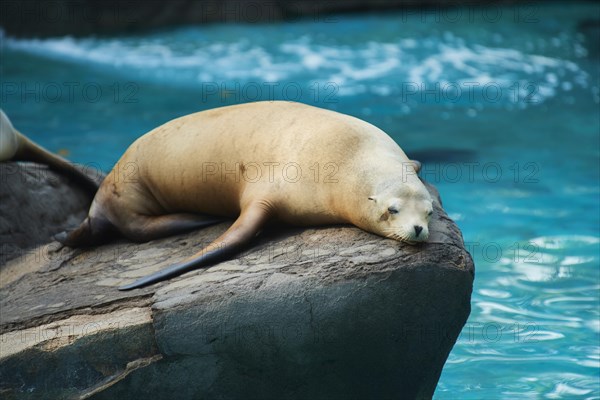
[0,109,99,194]
[56,101,434,290]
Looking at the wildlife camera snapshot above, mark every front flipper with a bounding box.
[118,202,272,290]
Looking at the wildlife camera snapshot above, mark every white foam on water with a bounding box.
[546,383,593,398]
[530,235,600,250]
[3,32,590,106]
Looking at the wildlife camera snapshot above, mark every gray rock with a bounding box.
[0,162,103,265]
[0,180,474,400]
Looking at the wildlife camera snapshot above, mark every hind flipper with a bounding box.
[55,216,115,247]
[118,202,271,290]
[119,213,226,243]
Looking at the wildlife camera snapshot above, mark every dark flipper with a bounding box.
[118,202,272,290]
[55,216,115,247]
[118,244,236,290]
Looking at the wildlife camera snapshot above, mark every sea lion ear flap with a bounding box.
[409,160,422,173]
[368,196,378,203]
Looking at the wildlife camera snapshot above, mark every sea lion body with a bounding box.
[102,102,408,225]
[59,101,433,290]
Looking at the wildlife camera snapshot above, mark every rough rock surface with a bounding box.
[0,162,103,265]
[0,178,474,400]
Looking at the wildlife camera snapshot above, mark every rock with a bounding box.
[0,182,474,400]
[0,162,103,265]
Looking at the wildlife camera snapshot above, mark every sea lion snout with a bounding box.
[414,225,423,237]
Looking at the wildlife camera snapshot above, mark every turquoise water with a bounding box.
[1,3,599,398]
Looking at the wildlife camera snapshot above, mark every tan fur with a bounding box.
[97,101,430,234]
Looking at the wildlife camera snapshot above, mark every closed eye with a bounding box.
[388,207,399,214]
[427,210,433,216]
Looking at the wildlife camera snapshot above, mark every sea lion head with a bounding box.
[368,179,433,244]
